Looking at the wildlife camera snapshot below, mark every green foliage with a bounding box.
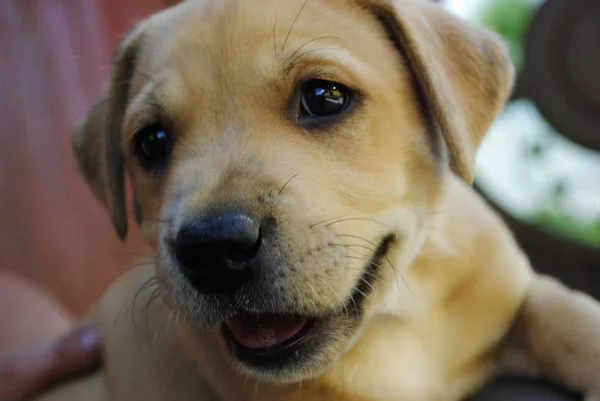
[477,0,536,70]
[528,210,600,249]
[476,0,600,248]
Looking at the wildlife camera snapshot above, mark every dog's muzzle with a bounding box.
[170,209,316,364]
[167,207,394,374]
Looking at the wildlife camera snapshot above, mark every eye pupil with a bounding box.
[300,79,351,118]
[135,125,172,168]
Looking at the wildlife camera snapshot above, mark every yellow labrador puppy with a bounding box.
[37,0,600,400]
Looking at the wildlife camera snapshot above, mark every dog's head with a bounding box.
[73,0,513,382]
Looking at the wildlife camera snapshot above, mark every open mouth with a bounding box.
[221,234,395,369]
[222,314,317,367]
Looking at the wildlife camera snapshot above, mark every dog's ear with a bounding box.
[359,0,515,183]
[72,31,144,241]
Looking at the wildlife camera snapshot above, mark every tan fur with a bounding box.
[37,0,600,400]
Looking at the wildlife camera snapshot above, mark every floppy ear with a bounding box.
[358,0,515,183]
[72,31,144,241]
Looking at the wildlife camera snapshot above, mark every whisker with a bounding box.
[306,282,321,312]
[278,173,299,195]
[283,36,342,70]
[335,231,412,296]
[309,215,344,229]
[380,252,413,295]
[285,47,338,73]
[321,280,349,319]
[341,244,412,297]
[349,295,360,319]
[152,322,161,359]
[359,276,375,292]
[142,287,163,338]
[329,243,376,253]
[353,287,370,301]
[325,217,390,229]
[338,244,363,257]
[281,0,310,52]
[131,275,163,337]
[342,257,380,277]
[336,234,380,249]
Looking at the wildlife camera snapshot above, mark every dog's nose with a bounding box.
[174,211,262,294]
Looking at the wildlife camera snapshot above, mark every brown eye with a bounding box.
[135,124,172,169]
[300,79,352,118]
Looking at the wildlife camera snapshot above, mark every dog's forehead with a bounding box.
[140,0,397,79]
[166,0,374,37]
[124,0,414,135]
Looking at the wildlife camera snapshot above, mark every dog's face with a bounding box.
[73,0,513,382]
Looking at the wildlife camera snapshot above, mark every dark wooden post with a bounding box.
[432,0,600,298]
[492,0,600,298]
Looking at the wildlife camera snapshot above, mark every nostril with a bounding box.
[173,211,262,293]
[223,226,262,269]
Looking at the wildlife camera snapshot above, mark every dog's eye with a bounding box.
[300,80,351,118]
[134,124,172,169]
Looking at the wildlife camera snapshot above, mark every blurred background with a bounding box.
[0,0,598,318]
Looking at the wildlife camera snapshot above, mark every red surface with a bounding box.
[0,0,175,315]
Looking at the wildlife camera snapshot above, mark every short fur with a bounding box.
[37,0,600,400]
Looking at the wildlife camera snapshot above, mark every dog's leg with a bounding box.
[499,275,600,401]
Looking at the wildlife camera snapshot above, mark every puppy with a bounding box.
[36,0,600,400]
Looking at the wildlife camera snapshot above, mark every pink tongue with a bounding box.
[226,315,308,349]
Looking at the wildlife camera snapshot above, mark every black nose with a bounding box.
[173,211,262,294]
